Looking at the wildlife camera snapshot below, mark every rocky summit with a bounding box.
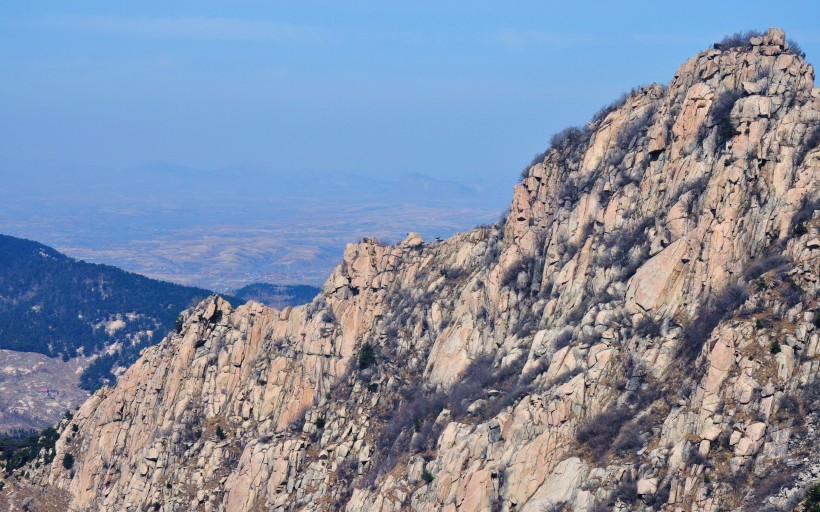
[2,27,819,511]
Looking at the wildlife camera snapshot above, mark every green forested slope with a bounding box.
[0,234,222,390]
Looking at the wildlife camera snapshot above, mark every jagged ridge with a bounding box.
[2,27,819,512]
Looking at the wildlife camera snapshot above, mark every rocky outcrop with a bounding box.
[2,28,819,512]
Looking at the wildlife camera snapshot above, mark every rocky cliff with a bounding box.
[2,28,819,512]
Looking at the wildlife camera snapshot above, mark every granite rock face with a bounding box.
[2,28,819,511]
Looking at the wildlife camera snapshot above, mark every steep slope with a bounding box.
[2,28,819,512]
[0,234,226,390]
[0,238,318,432]
[0,235,254,431]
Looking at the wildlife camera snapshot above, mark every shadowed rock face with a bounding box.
[2,28,819,512]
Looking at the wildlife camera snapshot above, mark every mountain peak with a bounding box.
[3,32,819,512]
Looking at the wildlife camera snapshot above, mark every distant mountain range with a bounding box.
[0,165,508,289]
[230,283,320,310]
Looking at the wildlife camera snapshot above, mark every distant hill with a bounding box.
[0,165,507,290]
[230,283,320,309]
[0,234,234,391]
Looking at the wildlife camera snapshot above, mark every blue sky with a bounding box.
[2,1,819,185]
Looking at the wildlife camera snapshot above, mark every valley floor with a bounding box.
[0,350,89,433]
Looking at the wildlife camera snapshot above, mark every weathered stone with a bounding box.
[637,477,659,495]
[4,26,819,512]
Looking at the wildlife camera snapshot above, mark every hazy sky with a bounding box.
[2,1,819,184]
